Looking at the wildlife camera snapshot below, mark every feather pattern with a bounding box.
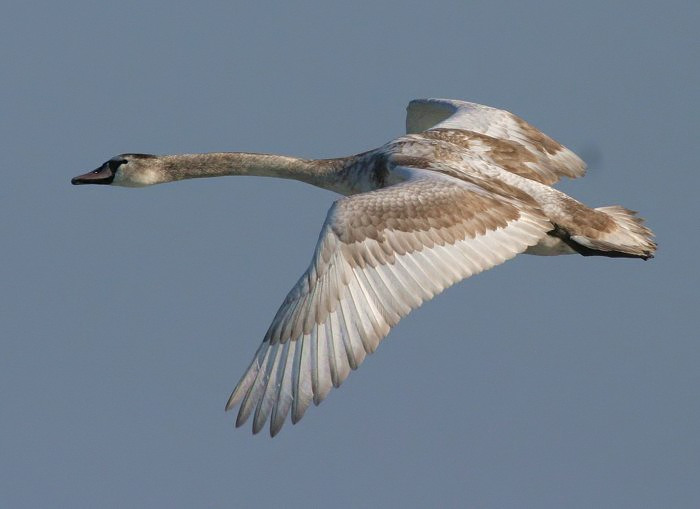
[226,170,552,435]
[405,98,586,185]
[72,97,656,436]
[218,100,655,435]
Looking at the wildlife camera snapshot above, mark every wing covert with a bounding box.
[225,171,551,436]
[406,98,586,185]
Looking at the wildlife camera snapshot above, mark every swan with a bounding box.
[72,98,656,436]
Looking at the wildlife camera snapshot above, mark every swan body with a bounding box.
[72,99,656,436]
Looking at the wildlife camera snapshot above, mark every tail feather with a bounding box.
[569,206,656,260]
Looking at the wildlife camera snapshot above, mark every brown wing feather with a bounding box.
[226,171,551,436]
[406,98,586,185]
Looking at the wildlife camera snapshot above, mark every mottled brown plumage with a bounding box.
[72,98,656,436]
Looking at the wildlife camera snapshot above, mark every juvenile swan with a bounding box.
[72,99,655,436]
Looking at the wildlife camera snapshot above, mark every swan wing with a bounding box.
[406,98,586,185]
[225,169,551,436]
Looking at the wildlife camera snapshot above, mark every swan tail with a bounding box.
[564,206,656,260]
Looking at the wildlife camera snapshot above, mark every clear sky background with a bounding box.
[2,1,698,507]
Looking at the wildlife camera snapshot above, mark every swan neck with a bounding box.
[160,152,343,190]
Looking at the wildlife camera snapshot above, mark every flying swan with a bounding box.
[72,98,656,436]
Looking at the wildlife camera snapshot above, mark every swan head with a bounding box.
[72,154,163,187]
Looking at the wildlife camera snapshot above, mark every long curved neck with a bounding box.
[159,152,349,191]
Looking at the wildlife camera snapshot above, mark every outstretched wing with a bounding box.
[406,98,586,185]
[225,169,551,436]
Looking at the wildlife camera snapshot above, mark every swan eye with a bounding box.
[108,159,127,172]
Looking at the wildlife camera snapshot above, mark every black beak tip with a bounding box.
[71,177,81,185]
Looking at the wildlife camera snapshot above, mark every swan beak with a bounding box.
[71,165,114,185]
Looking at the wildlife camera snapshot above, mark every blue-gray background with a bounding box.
[2,1,698,507]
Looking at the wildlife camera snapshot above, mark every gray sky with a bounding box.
[2,1,699,507]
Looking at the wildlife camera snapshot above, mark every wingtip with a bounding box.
[235,409,249,429]
[270,421,283,438]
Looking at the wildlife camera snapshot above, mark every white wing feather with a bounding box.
[406,98,586,184]
[226,170,552,436]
